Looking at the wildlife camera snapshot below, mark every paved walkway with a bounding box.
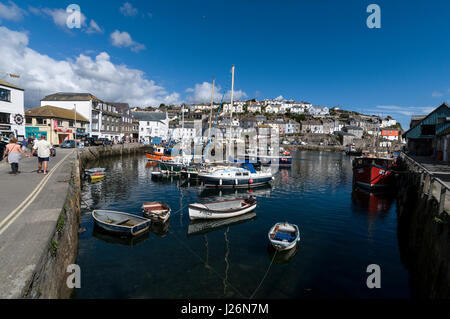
[0,148,75,298]
[410,155,450,212]
[410,156,450,187]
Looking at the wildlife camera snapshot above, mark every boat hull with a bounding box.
[145,153,174,162]
[92,210,151,236]
[142,202,171,223]
[353,163,394,189]
[189,202,256,220]
[159,162,182,173]
[268,222,300,251]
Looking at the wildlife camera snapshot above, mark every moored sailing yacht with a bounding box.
[198,163,273,188]
[198,65,274,187]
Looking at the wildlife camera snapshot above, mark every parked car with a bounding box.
[0,140,7,161]
[60,140,78,148]
[98,138,113,146]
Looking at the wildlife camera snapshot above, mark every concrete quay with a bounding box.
[0,143,151,298]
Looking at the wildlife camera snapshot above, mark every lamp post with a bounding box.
[74,103,77,141]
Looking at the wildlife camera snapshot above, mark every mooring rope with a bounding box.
[167,228,248,298]
[249,249,277,299]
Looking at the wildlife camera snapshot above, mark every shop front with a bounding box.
[25,126,48,140]
[56,127,73,144]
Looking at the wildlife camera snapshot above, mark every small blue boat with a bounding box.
[268,222,300,251]
[92,210,151,236]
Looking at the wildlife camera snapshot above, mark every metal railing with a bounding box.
[399,152,449,214]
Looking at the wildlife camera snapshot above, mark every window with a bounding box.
[57,120,63,126]
[36,118,45,125]
[68,120,74,127]
[25,116,32,124]
[0,88,11,102]
[0,112,10,124]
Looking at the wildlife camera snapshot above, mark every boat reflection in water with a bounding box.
[267,242,299,265]
[187,211,257,297]
[92,224,149,247]
[150,220,170,238]
[351,186,395,214]
[199,184,272,200]
[187,212,257,236]
[145,161,158,168]
[351,186,395,244]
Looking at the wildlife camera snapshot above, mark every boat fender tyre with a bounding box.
[249,179,253,184]
[235,179,238,185]
[219,179,222,186]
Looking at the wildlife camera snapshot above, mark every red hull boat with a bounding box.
[352,156,395,189]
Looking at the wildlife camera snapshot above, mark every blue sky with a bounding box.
[0,0,449,128]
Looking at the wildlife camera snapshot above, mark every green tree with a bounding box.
[295,114,306,122]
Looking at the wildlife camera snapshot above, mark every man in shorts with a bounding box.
[32,135,53,174]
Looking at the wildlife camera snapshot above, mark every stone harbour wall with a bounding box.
[24,144,152,298]
[396,156,450,299]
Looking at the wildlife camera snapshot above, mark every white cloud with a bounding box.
[185,81,247,103]
[86,19,103,34]
[432,91,443,97]
[29,6,102,34]
[370,105,436,116]
[120,2,138,17]
[0,0,26,21]
[110,30,146,52]
[275,95,283,101]
[0,26,180,107]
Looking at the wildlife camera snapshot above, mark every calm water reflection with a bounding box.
[74,151,410,299]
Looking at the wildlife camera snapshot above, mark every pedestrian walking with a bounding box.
[20,138,28,151]
[2,137,31,175]
[31,135,53,175]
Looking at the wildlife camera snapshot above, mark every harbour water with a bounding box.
[74,151,410,298]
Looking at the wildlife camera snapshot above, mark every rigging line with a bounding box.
[167,229,247,299]
[249,249,277,299]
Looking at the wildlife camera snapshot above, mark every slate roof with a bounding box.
[25,105,89,122]
[41,92,99,102]
[132,111,167,122]
[0,79,23,91]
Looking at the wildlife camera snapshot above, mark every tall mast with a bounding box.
[182,104,184,142]
[209,78,215,134]
[229,65,235,158]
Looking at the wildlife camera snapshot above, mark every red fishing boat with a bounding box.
[352,155,395,189]
[145,146,175,162]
